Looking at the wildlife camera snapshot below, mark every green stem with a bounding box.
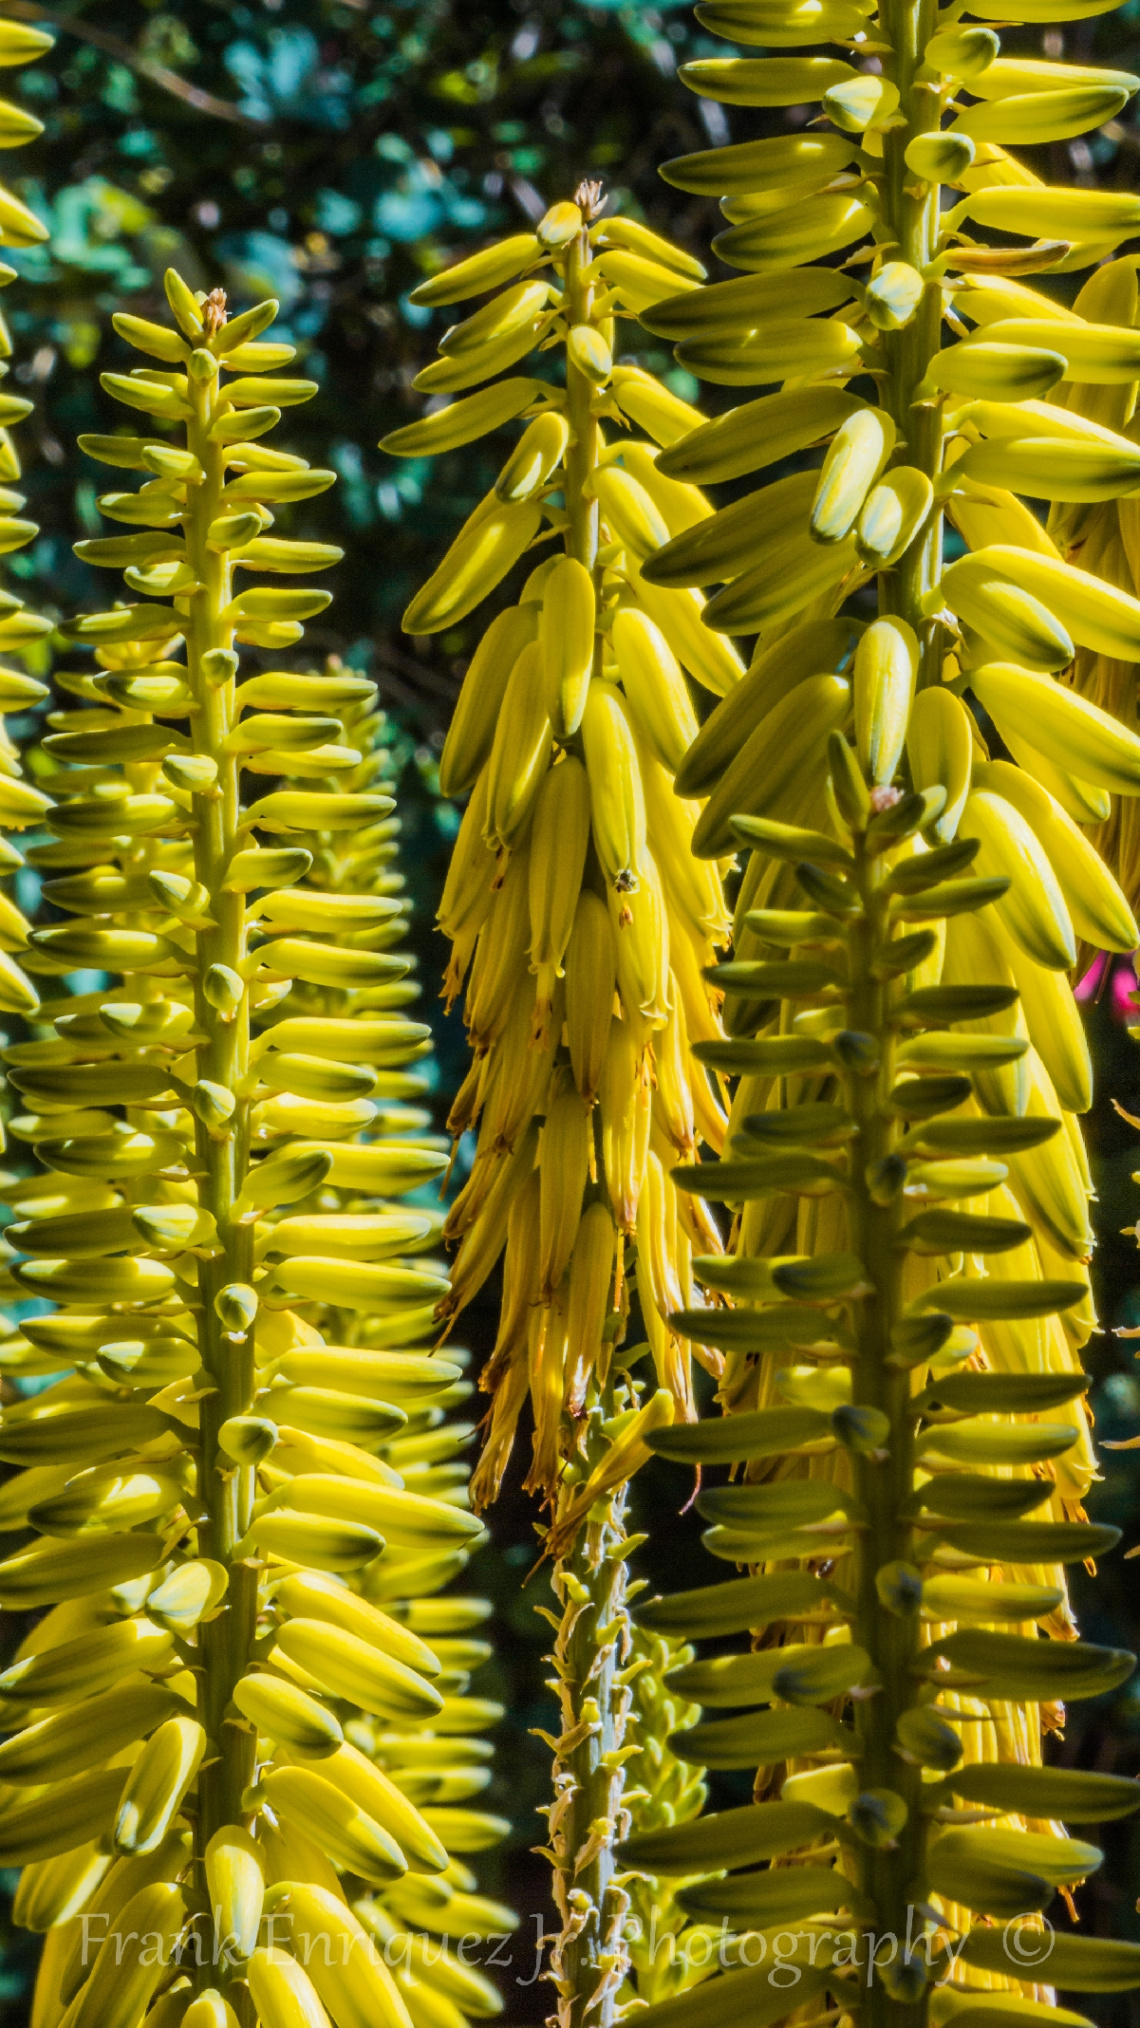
[185,358,257,2018]
[547,1426,633,2028]
[846,843,923,2028]
[846,48,953,2017]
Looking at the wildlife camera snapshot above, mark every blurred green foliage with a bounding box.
[1,0,725,735]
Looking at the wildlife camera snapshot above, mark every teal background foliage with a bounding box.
[0,0,718,727]
[3,0,1140,2021]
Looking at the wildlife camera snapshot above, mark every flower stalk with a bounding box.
[384,183,737,1505]
[542,1419,635,2028]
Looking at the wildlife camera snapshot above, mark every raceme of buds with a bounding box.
[1,274,506,2028]
[0,16,64,1035]
[613,1624,713,2011]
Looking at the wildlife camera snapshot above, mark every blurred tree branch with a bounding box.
[0,0,266,126]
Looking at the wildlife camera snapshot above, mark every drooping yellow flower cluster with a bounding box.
[384,189,740,1500]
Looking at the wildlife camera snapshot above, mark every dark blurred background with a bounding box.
[1,0,1140,2019]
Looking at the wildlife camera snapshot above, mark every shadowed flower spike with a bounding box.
[605,2,1140,2019]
